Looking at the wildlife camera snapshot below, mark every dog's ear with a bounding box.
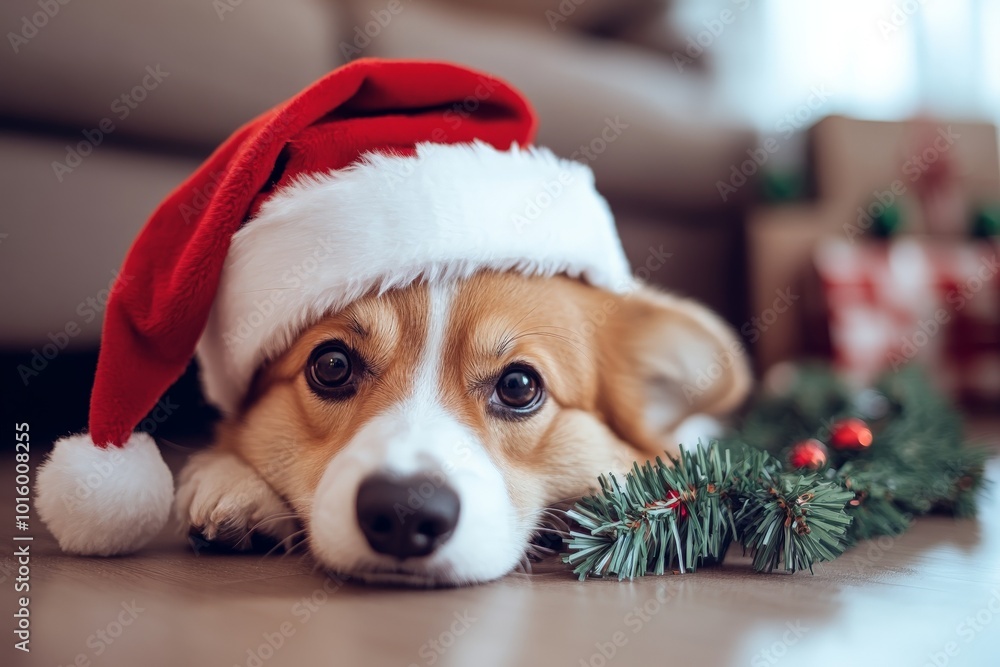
[592,286,751,453]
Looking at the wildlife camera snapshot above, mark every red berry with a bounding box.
[830,418,873,451]
[788,439,829,470]
[665,490,688,520]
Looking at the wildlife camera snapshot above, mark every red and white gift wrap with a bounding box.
[815,237,1000,401]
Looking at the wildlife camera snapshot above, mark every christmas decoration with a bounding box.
[562,365,986,580]
[829,418,873,451]
[909,119,967,236]
[868,199,904,237]
[35,58,633,557]
[759,168,806,203]
[563,445,854,578]
[664,489,688,520]
[814,236,1000,403]
[853,388,892,421]
[971,204,1000,238]
[788,439,828,470]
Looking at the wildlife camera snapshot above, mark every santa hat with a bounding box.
[35,58,632,556]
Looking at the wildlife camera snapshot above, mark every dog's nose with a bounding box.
[355,473,460,559]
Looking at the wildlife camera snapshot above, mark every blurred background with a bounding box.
[2,0,999,443]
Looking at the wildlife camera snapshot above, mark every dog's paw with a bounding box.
[175,449,300,552]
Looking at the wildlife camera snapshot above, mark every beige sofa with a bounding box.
[0,0,756,438]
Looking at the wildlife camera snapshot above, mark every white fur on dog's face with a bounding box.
[199,272,750,586]
[310,284,527,584]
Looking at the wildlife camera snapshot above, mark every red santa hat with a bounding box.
[35,58,632,556]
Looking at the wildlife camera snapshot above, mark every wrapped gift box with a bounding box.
[815,237,1000,403]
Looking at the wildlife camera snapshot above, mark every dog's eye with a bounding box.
[492,366,543,413]
[307,342,354,395]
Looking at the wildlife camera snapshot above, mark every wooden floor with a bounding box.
[4,421,999,667]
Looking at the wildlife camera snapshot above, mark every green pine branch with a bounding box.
[562,365,987,580]
[562,444,855,579]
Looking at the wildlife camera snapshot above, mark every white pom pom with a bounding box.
[36,432,174,556]
[674,413,725,450]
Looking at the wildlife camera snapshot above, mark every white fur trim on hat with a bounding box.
[36,432,173,556]
[197,141,634,413]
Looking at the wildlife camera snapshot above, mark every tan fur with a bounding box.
[213,287,430,515]
[178,272,751,567]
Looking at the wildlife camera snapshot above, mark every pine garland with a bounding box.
[562,366,988,580]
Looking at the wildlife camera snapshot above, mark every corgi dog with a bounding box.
[176,271,749,586]
[34,60,749,582]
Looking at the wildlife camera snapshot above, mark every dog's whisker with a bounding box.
[280,497,315,509]
[242,512,299,537]
[157,437,201,453]
[522,323,590,341]
[263,527,309,559]
[228,512,303,552]
[496,305,542,356]
[507,329,596,361]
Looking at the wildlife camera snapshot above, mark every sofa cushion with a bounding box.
[1,0,343,148]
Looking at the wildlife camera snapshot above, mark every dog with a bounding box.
[176,270,750,586]
[32,61,751,571]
